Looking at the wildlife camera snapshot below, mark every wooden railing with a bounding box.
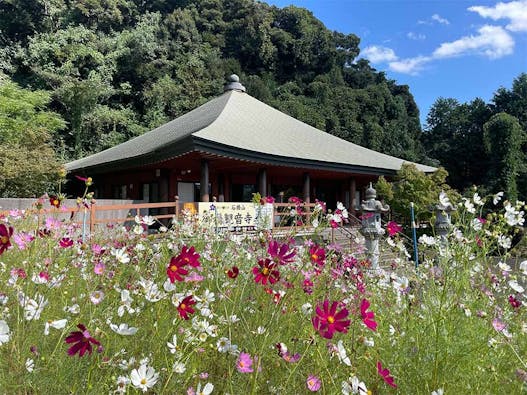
[272,202,317,231]
[3,198,325,235]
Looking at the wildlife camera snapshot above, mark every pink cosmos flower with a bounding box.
[93,262,105,275]
[386,221,403,236]
[267,240,296,265]
[377,361,397,388]
[492,318,506,332]
[13,232,34,250]
[236,352,254,373]
[65,324,101,357]
[360,299,378,331]
[306,375,321,392]
[252,258,280,285]
[0,224,14,255]
[45,217,61,230]
[312,300,350,339]
[184,272,204,282]
[91,244,105,255]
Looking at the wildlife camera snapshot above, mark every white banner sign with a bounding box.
[198,202,273,231]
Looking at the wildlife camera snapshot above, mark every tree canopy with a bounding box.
[1,0,427,164]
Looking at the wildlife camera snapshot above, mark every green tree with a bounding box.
[0,74,65,197]
[483,112,525,201]
[375,163,458,225]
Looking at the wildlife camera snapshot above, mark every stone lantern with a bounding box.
[434,191,456,240]
[360,183,389,269]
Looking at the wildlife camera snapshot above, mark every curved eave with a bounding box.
[192,137,399,176]
[66,136,196,175]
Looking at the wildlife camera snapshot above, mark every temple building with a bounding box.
[66,75,435,210]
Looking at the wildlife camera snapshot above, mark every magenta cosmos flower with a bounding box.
[267,240,296,265]
[0,224,14,255]
[177,245,201,267]
[65,324,101,357]
[377,361,397,388]
[386,221,403,236]
[236,352,254,373]
[167,256,189,283]
[360,299,378,331]
[176,295,196,320]
[252,258,280,285]
[309,245,326,267]
[312,300,350,339]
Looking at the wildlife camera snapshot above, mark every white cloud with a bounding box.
[469,0,527,32]
[433,25,514,59]
[388,56,431,75]
[384,24,514,75]
[407,32,426,40]
[361,46,398,63]
[431,14,450,25]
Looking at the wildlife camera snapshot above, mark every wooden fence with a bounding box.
[2,198,322,234]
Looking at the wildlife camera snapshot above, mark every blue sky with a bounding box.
[265,0,527,126]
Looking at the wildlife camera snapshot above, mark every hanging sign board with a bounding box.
[198,202,273,232]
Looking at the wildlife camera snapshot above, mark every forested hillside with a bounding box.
[0,1,426,174]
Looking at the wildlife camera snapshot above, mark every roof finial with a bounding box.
[224,74,246,93]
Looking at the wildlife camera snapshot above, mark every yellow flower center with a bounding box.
[140,378,147,385]
[262,267,269,276]
[0,236,8,244]
[53,199,59,206]
[311,254,318,261]
[327,315,335,324]
[180,303,186,310]
[184,257,190,263]
[170,265,178,272]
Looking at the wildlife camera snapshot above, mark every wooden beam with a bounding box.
[200,159,209,202]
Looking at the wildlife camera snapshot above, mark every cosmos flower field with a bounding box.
[0,192,526,394]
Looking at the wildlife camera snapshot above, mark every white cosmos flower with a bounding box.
[115,376,130,394]
[196,382,214,395]
[498,261,511,272]
[110,323,138,335]
[509,280,525,294]
[463,199,476,214]
[418,234,436,246]
[89,290,105,304]
[113,247,130,264]
[117,290,135,317]
[18,292,48,321]
[301,303,313,315]
[167,334,178,354]
[520,260,527,275]
[336,340,351,366]
[493,192,504,205]
[473,193,484,206]
[130,364,159,393]
[172,361,186,373]
[44,319,67,335]
[431,389,444,395]
[342,376,368,395]
[216,337,231,353]
[0,320,10,345]
[497,235,512,250]
[25,358,34,372]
